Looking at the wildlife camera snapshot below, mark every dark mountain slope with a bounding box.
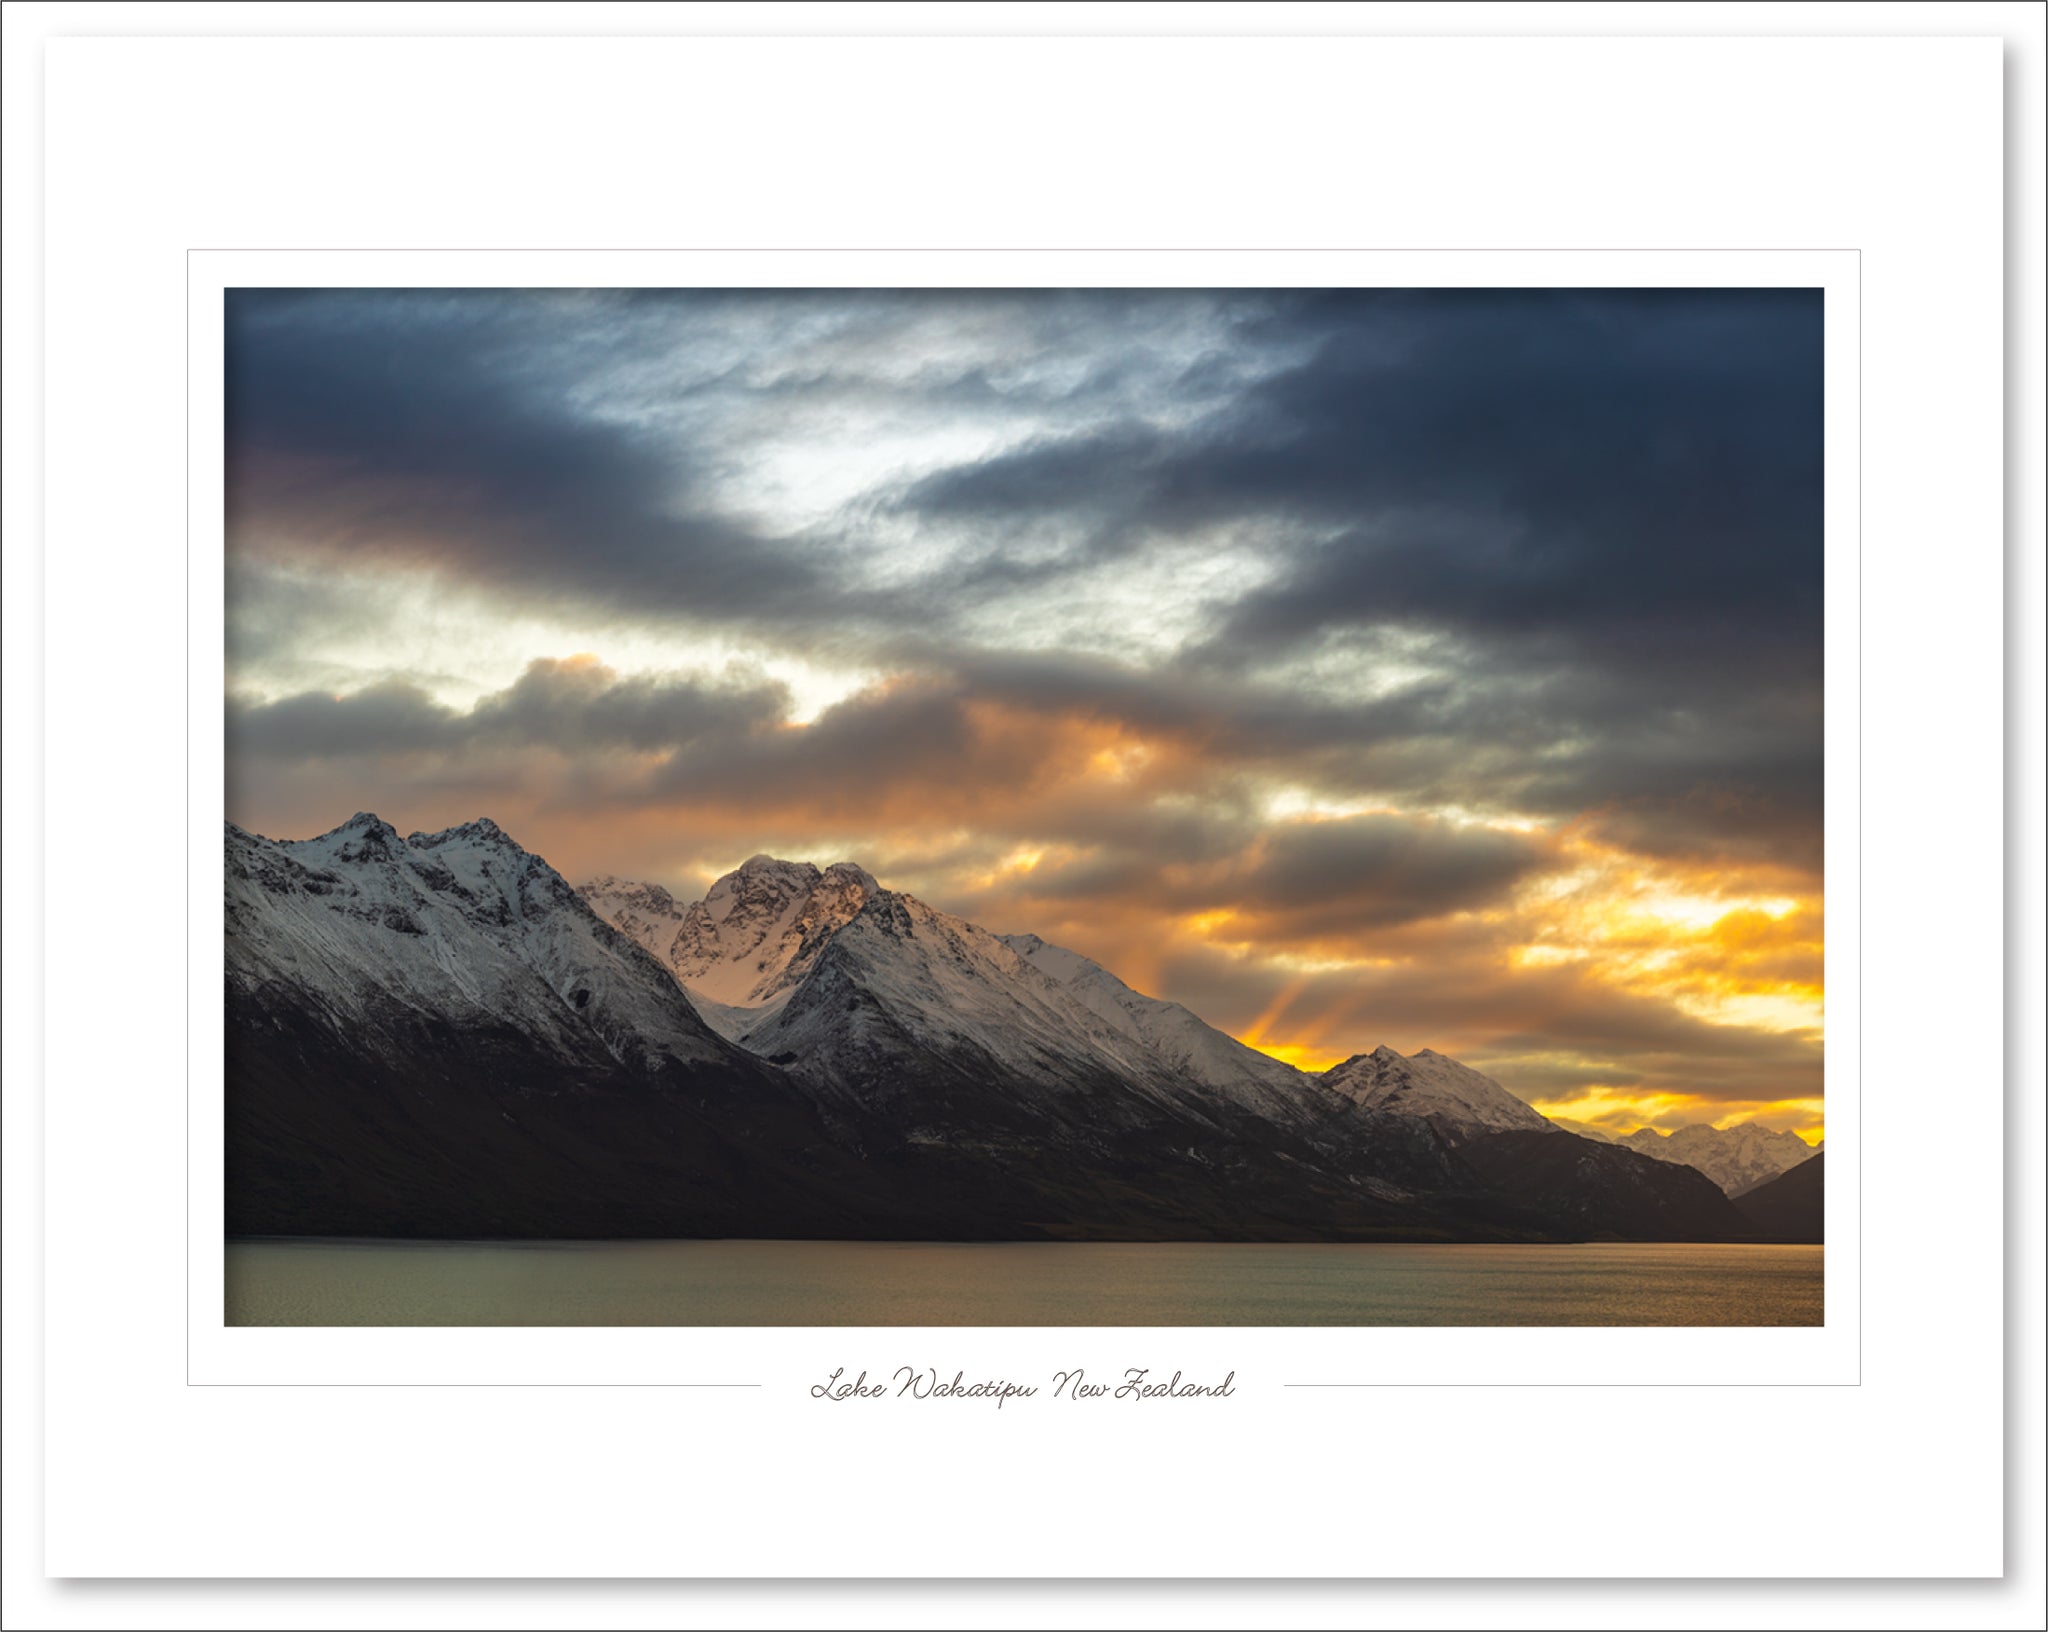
[1734,1152,1825,1243]
[1458,1130,1752,1242]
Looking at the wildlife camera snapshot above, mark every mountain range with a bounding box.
[225,816,1802,1245]
[1616,1121,1818,1197]
[1540,1115,1818,1199]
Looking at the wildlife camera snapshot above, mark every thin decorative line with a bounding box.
[185,252,192,1386]
[1284,1381,1849,1388]
[190,245,1865,254]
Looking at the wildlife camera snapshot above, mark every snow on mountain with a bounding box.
[743,889,1197,1116]
[228,813,733,1071]
[569,852,1793,1227]
[578,856,877,1035]
[675,856,879,1003]
[997,932,1321,1121]
[1548,1118,1616,1143]
[575,875,688,963]
[1617,1122,1818,1198]
[581,861,1328,1122]
[1318,1045,1555,1142]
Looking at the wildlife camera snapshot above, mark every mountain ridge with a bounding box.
[224,820,1795,1244]
[1618,1121,1818,1198]
[1733,1152,1825,1242]
[1317,1044,1557,1143]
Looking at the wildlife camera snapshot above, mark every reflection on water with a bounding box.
[225,1238,1823,1327]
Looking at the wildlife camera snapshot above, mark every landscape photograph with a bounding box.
[222,285,1826,1326]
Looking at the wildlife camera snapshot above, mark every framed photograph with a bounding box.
[21,20,2027,1613]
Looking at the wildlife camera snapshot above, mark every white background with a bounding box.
[6,4,2042,1629]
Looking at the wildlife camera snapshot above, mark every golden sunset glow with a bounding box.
[1244,1040,1353,1073]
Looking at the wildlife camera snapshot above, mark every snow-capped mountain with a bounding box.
[579,857,876,1038]
[1617,1122,1819,1198]
[748,892,1177,1107]
[998,933,1315,1123]
[743,885,1500,1222]
[572,874,690,964]
[229,820,1783,1245]
[230,814,734,1071]
[581,861,1330,1124]
[225,815,926,1240]
[736,889,1357,1131]
[1318,1045,1556,1142]
[674,857,878,1003]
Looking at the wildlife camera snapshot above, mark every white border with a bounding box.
[28,24,2017,1592]
[185,247,1862,1393]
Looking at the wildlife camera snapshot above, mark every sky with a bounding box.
[224,286,1826,1139]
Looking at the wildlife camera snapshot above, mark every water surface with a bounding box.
[225,1238,1823,1326]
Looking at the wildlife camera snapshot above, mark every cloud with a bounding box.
[888,289,1826,865]
[226,290,829,627]
[227,657,790,761]
[226,678,458,758]
[1229,814,1547,932]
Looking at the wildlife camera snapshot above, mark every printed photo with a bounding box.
[222,287,1825,1325]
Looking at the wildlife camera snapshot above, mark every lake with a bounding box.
[224,1238,1823,1326]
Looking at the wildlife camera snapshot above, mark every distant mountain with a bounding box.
[226,820,1768,1244]
[1618,1122,1818,1198]
[1318,1045,1556,1143]
[1549,1118,1617,1143]
[1734,1152,1824,1242]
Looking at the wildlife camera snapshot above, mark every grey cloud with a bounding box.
[228,660,791,762]
[1239,814,1544,927]
[467,659,790,753]
[226,290,833,626]
[227,680,459,758]
[227,287,1825,882]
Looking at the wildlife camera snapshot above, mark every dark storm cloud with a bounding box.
[888,288,1826,863]
[910,638,1819,871]
[1238,814,1545,928]
[903,289,1821,594]
[225,289,826,621]
[223,287,1254,639]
